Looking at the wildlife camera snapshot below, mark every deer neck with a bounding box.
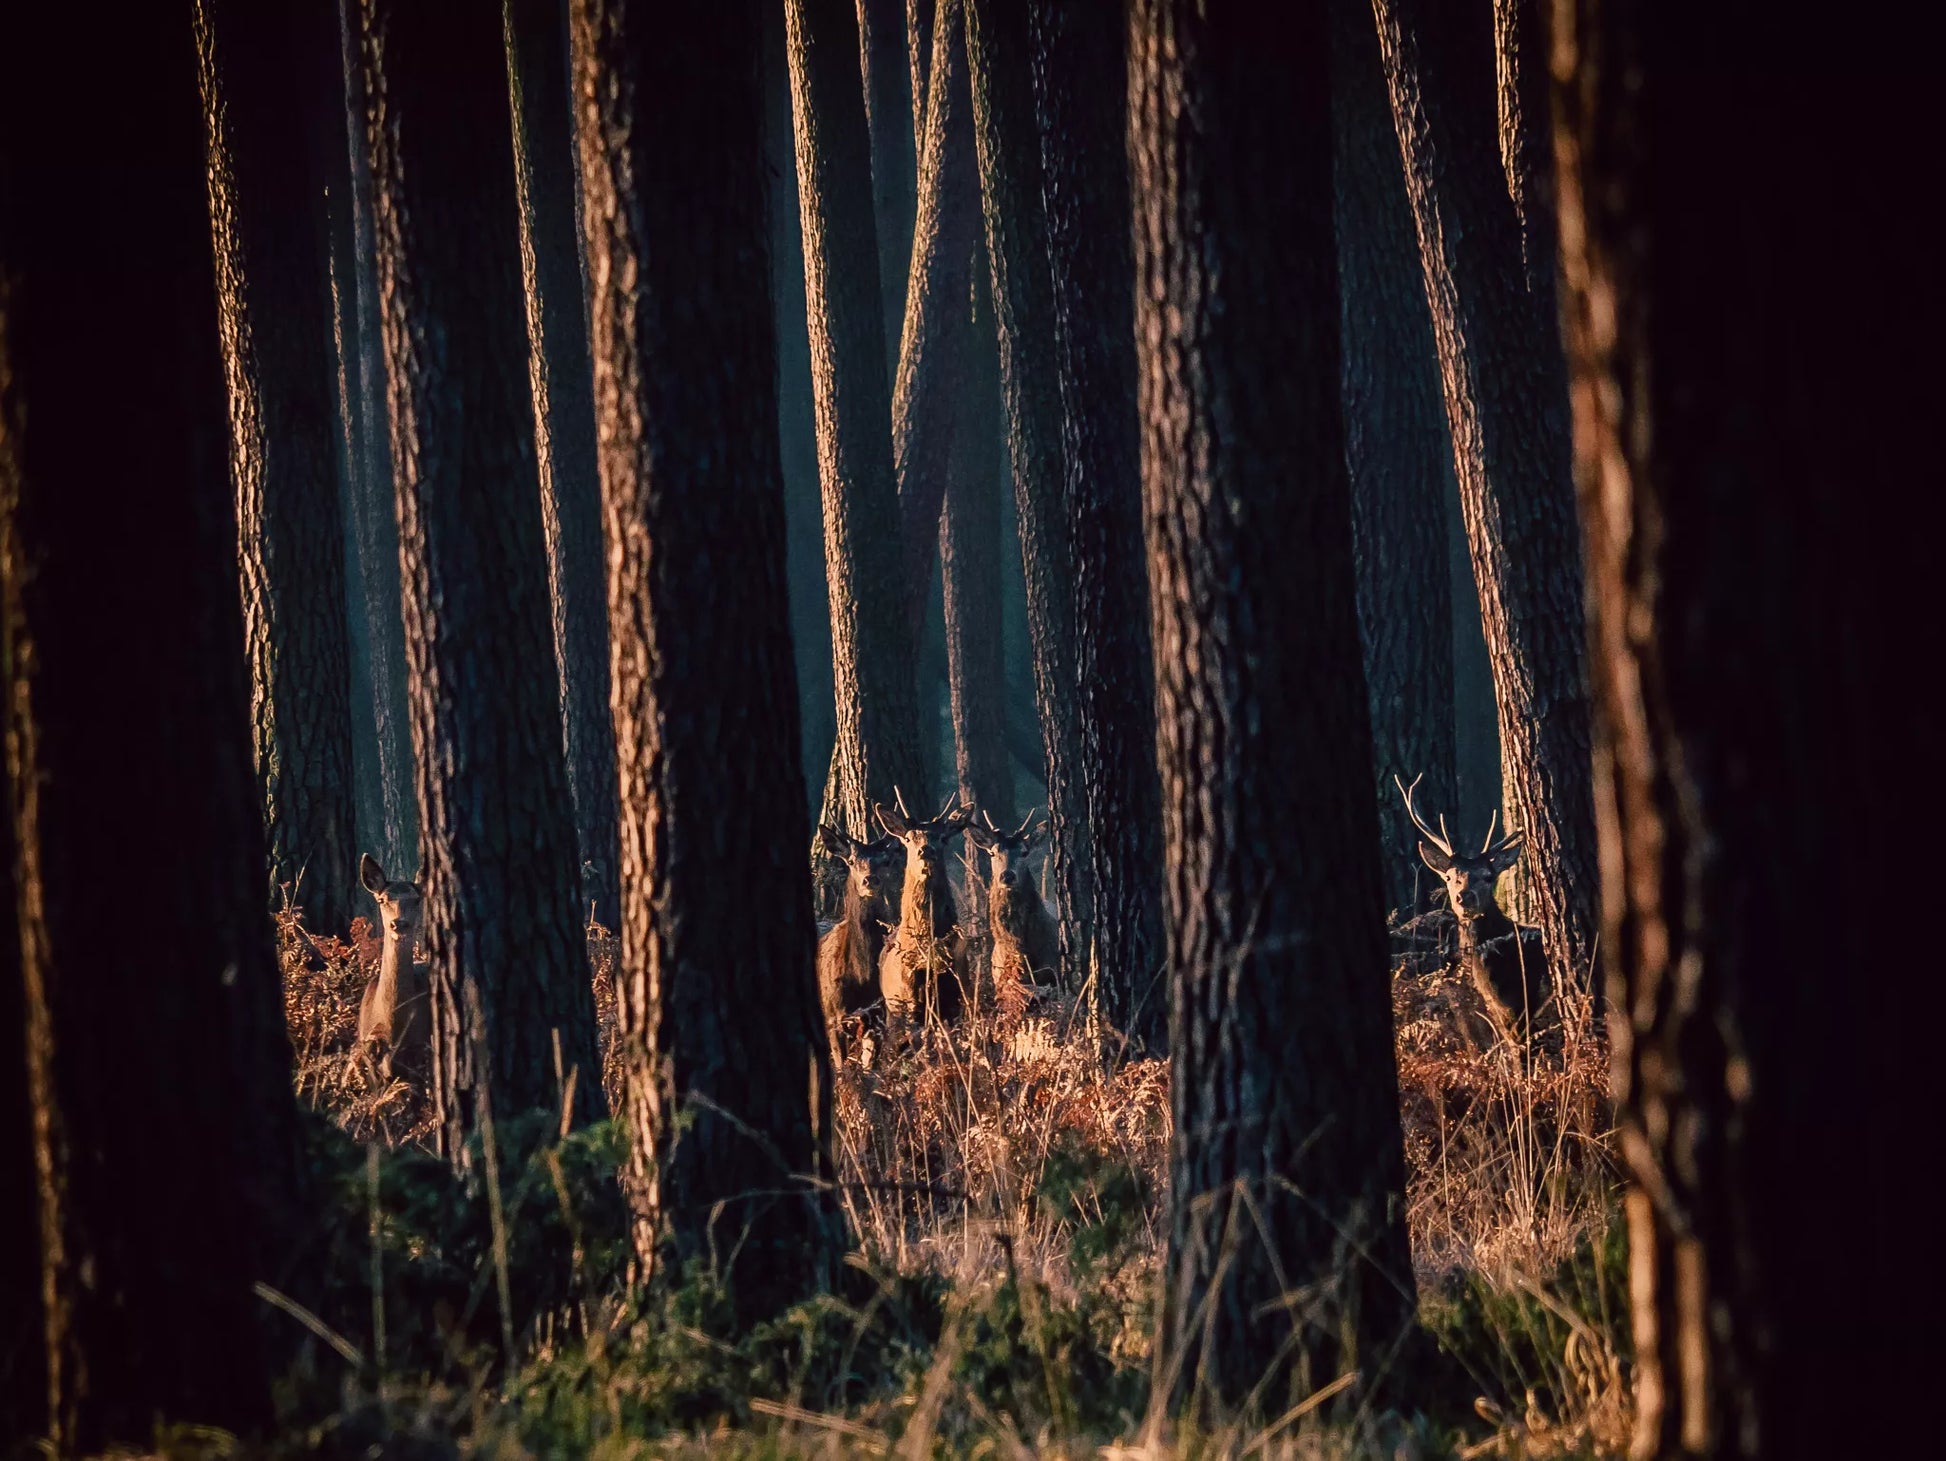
[899,865,954,943]
[378,926,420,999]
[1455,904,1515,962]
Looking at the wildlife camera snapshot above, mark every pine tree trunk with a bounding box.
[787,0,925,891]
[860,0,916,374]
[1492,0,1554,307]
[964,0,1090,992]
[906,0,936,142]
[504,0,621,932]
[1554,5,1938,1454]
[891,0,980,628]
[1,6,305,1442]
[0,788,40,1453]
[941,256,1013,828]
[358,0,605,1159]
[1130,0,1417,1413]
[199,0,359,938]
[570,0,840,1324]
[1327,0,1458,920]
[1371,0,1598,984]
[338,0,418,875]
[1028,0,1163,1043]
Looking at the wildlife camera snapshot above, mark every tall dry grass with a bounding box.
[275,882,1629,1457]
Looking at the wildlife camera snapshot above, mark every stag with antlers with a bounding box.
[873,788,974,1045]
[965,810,1058,1026]
[1398,773,1551,1043]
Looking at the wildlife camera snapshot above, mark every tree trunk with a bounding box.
[1028,0,1163,1043]
[1326,0,1458,920]
[964,0,1090,992]
[941,255,1013,829]
[906,0,936,143]
[504,0,621,932]
[787,0,925,904]
[1492,0,1554,307]
[0,783,40,1456]
[358,0,605,1159]
[570,0,840,1324]
[337,0,417,875]
[1,5,306,1442]
[198,0,360,938]
[1554,5,1938,1455]
[859,0,916,375]
[891,0,981,630]
[1130,0,1417,1415]
[1371,0,1598,984]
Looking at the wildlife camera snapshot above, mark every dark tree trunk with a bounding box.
[787,0,925,893]
[503,0,621,932]
[1371,0,1598,984]
[1326,0,1458,920]
[906,0,937,143]
[1,4,307,1443]
[941,256,1013,828]
[1028,0,1164,1044]
[198,0,359,938]
[337,0,417,875]
[1129,0,1417,1414]
[570,0,840,1324]
[964,0,1090,992]
[763,2,838,814]
[860,0,916,374]
[1554,6,1939,1455]
[0,788,40,1455]
[891,0,980,634]
[358,0,605,1159]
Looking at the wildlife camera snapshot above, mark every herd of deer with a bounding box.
[345,779,1551,1084]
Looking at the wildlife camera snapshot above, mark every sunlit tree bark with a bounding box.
[571,0,840,1324]
[359,0,605,1159]
[504,0,620,930]
[787,0,925,908]
[859,0,916,373]
[1371,0,1597,983]
[1,5,305,1443]
[964,0,1089,990]
[1130,0,1416,1413]
[1555,4,1935,1455]
[1327,0,1457,918]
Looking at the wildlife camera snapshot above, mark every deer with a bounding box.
[964,810,1058,1026]
[1397,774,1550,1046]
[873,789,974,1046]
[815,824,902,1064]
[355,853,429,1085]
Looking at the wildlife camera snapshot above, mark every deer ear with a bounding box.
[874,802,909,838]
[1485,836,1524,876]
[964,823,995,851]
[1417,840,1453,875]
[360,854,387,894]
[817,824,848,858]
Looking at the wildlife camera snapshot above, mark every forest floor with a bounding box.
[254,892,1629,1460]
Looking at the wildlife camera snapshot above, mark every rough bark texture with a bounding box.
[965,0,1090,992]
[1129,0,1417,1413]
[906,0,937,143]
[860,0,916,373]
[1371,0,1597,985]
[1028,0,1163,1042]
[0,771,39,1456]
[1554,6,1938,1455]
[1,5,306,1443]
[504,0,621,932]
[338,0,418,874]
[570,0,840,1324]
[359,0,605,1160]
[198,0,360,938]
[1326,0,1457,919]
[1492,0,1554,308]
[940,256,1013,828]
[892,0,981,627]
[788,0,925,900]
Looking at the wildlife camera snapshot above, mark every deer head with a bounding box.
[358,853,425,947]
[816,824,898,910]
[965,810,1048,895]
[1396,774,1523,923]
[873,788,973,886]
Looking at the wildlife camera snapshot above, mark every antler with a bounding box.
[1480,807,1522,857]
[1010,810,1043,841]
[1394,773,1454,857]
[894,786,914,821]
